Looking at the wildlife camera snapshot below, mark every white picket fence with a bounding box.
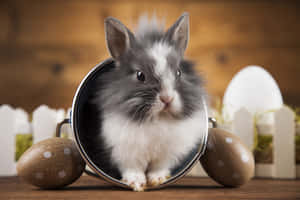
[0,105,72,176]
[188,105,299,179]
[1,104,299,179]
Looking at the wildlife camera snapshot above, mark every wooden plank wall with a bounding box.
[0,0,299,112]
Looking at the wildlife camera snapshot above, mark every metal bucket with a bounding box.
[56,58,210,190]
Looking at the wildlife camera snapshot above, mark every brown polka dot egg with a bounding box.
[200,128,255,187]
[17,137,86,189]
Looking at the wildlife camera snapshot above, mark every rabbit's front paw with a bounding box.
[147,170,171,187]
[121,171,146,192]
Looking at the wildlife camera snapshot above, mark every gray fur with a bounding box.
[165,12,189,55]
[92,13,206,123]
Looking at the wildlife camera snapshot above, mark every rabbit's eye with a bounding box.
[136,71,145,82]
[176,69,181,77]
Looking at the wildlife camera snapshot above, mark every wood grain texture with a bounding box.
[0,176,299,200]
[0,0,300,111]
[1,45,299,111]
[1,0,300,47]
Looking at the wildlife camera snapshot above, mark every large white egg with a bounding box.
[222,66,283,123]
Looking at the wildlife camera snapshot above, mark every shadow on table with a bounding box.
[165,184,230,190]
[37,184,229,191]
[35,185,125,191]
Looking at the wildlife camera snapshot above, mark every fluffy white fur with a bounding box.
[101,109,204,191]
[135,14,165,38]
[147,42,172,76]
[147,43,182,116]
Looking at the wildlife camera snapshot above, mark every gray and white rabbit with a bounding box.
[93,13,206,191]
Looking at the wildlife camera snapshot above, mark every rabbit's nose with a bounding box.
[159,95,174,105]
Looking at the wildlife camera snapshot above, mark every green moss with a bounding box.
[254,134,273,163]
[253,109,277,151]
[296,135,300,164]
[61,132,69,139]
[253,134,300,164]
[52,131,69,138]
[256,134,273,151]
[15,134,33,161]
[15,131,68,161]
[294,108,300,124]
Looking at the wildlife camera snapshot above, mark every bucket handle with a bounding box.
[55,118,70,137]
[56,118,102,178]
[209,117,217,128]
[55,117,218,180]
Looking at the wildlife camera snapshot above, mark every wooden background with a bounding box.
[0,0,299,112]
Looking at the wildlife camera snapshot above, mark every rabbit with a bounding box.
[91,13,207,191]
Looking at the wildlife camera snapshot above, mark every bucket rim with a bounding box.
[70,58,209,189]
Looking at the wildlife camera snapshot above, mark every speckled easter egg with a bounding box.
[200,128,254,187]
[17,137,85,189]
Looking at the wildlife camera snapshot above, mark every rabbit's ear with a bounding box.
[165,13,189,55]
[105,17,132,59]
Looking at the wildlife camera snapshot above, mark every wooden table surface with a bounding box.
[0,176,299,200]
